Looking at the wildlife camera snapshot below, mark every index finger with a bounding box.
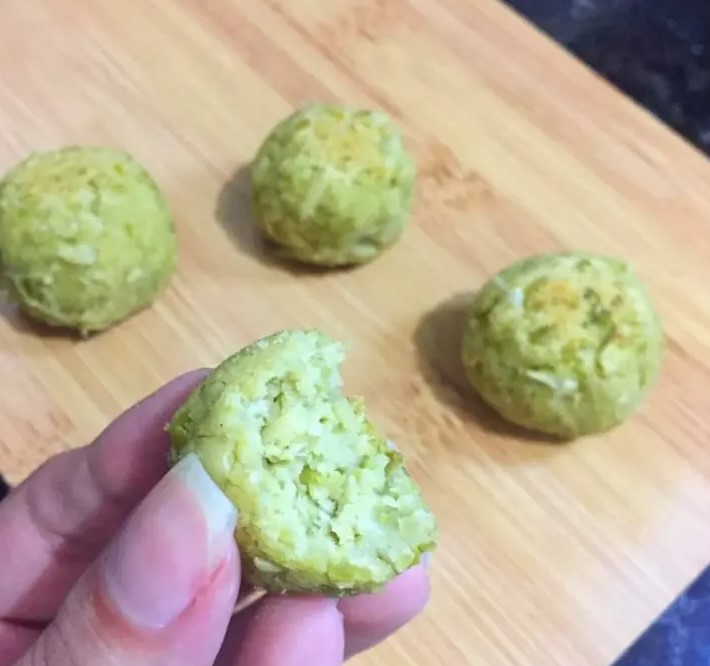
[0,369,208,623]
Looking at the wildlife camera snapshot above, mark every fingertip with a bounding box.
[236,596,345,665]
[88,369,212,500]
[341,562,431,617]
[340,563,431,658]
[129,368,211,421]
[101,367,210,441]
[164,368,212,394]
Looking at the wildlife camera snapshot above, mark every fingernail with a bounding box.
[322,596,341,608]
[169,453,238,570]
[102,453,237,629]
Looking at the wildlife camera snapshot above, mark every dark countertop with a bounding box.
[505,0,710,154]
[503,1,710,663]
[612,568,710,666]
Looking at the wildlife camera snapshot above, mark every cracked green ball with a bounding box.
[462,252,664,438]
[167,329,437,595]
[250,103,416,267]
[0,146,177,335]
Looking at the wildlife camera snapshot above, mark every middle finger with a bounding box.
[216,562,430,664]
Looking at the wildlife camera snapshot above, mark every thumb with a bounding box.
[17,453,240,666]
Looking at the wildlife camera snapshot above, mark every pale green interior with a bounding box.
[218,339,432,584]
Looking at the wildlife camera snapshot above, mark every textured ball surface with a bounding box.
[0,146,177,334]
[462,252,664,438]
[250,104,416,267]
[167,329,437,595]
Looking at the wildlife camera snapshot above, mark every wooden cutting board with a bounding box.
[3,1,710,664]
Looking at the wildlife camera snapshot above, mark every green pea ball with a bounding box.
[462,252,664,438]
[250,104,416,267]
[0,146,177,335]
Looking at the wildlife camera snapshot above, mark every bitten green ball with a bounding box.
[461,252,664,438]
[0,146,177,335]
[167,329,437,595]
[250,103,416,267]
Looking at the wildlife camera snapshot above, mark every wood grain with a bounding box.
[2,1,710,663]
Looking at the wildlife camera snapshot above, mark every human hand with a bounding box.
[0,371,431,665]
